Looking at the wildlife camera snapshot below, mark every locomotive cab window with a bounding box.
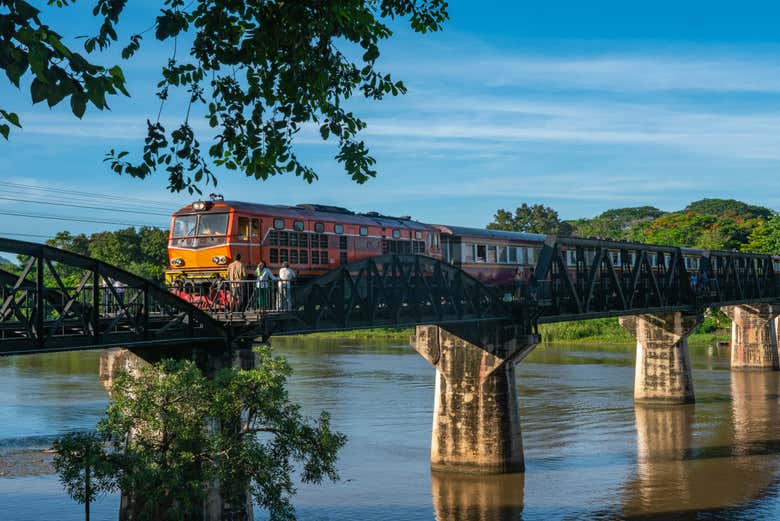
[274,219,284,230]
[315,222,325,233]
[173,215,197,237]
[198,214,229,236]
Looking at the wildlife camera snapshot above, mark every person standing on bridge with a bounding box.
[226,254,246,311]
[278,261,296,311]
[255,261,278,310]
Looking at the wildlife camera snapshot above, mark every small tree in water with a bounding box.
[55,345,346,521]
[53,431,117,521]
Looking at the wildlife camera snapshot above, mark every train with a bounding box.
[165,198,780,287]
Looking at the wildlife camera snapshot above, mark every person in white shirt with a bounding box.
[255,261,278,310]
[278,262,296,311]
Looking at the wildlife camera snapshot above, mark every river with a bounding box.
[1,338,780,520]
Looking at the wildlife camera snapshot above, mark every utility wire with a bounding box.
[2,181,178,210]
[0,232,53,239]
[0,196,171,216]
[0,210,165,228]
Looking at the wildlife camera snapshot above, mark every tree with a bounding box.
[487,203,572,235]
[52,431,117,521]
[33,227,168,284]
[1,0,449,193]
[572,206,665,240]
[743,214,780,254]
[85,345,346,521]
[626,211,763,250]
[684,198,772,220]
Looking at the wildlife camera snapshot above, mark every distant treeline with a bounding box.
[26,227,169,284]
[488,198,780,254]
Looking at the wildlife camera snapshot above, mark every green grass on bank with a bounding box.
[290,327,414,340]
[290,315,732,347]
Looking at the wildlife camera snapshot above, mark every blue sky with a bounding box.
[3,1,780,239]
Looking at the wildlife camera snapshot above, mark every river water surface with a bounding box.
[1,339,780,520]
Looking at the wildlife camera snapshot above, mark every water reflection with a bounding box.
[730,370,780,456]
[629,405,695,514]
[431,471,524,521]
[622,371,780,519]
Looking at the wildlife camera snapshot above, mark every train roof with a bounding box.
[433,224,547,243]
[173,201,434,230]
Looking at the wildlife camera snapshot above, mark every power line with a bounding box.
[0,231,53,239]
[0,210,165,228]
[2,181,178,209]
[0,196,171,216]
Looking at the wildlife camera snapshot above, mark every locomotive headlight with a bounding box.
[192,200,213,211]
[212,256,220,265]
[212,256,228,265]
[171,257,185,266]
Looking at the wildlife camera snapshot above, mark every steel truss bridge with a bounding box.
[1,237,778,355]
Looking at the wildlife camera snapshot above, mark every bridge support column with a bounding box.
[412,324,540,474]
[100,343,256,521]
[620,313,702,404]
[723,305,779,370]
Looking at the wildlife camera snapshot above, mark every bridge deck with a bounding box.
[0,237,778,354]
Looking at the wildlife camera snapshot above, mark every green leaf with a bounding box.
[0,111,21,128]
[0,124,9,139]
[30,78,47,104]
[70,93,87,118]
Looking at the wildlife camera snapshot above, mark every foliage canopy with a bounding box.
[54,346,346,521]
[45,227,168,282]
[488,203,573,235]
[1,0,449,192]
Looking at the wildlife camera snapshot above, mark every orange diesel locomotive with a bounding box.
[165,200,442,284]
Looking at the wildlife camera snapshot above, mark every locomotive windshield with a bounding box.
[172,214,229,237]
[173,215,197,237]
[198,214,229,236]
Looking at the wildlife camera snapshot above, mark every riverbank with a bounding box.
[285,317,731,347]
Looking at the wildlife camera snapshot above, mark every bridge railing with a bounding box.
[0,238,226,354]
[524,236,780,320]
[167,279,297,315]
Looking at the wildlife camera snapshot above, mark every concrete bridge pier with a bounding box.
[620,313,702,404]
[723,305,779,370]
[100,342,256,521]
[412,324,540,474]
